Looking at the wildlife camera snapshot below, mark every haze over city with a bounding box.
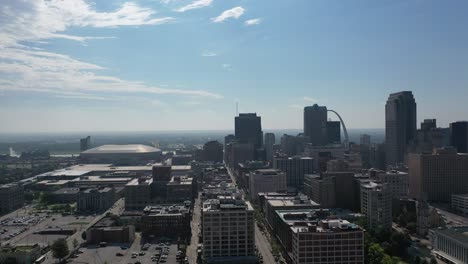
[2,0,468,132]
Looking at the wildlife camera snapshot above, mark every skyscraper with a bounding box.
[264,132,275,163]
[326,121,341,144]
[235,113,263,148]
[385,91,417,167]
[80,136,91,152]
[450,121,468,153]
[304,104,328,146]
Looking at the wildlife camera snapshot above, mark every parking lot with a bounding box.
[0,206,95,247]
[68,233,183,264]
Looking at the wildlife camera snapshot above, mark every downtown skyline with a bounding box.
[1,0,468,132]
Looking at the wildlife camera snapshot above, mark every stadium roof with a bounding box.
[81,144,161,154]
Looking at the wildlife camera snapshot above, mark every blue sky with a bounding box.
[1,0,468,132]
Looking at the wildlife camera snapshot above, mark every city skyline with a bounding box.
[2,0,468,132]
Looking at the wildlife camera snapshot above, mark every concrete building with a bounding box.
[430,226,468,264]
[376,170,409,199]
[408,147,468,202]
[203,140,223,163]
[86,217,135,244]
[280,134,308,156]
[265,195,321,228]
[264,133,276,163]
[360,182,392,229]
[450,121,468,153]
[452,194,468,215]
[0,183,24,215]
[385,91,417,168]
[290,219,364,264]
[171,154,192,165]
[303,174,336,208]
[125,177,153,211]
[166,175,195,202]
[323,172,357,211]
[408,119,447,154]
[326,121,341,144]
[235,113,263,149]
[77,187,118,212]
[249,169,287,200]
[202,196,256,264]
[304,104,328,145]
[0,244,42,264]
[141,204,191,239]
[273,156,314,190]
[369,143,386,170]
[80,144,162,165]
[52,187,80,204]
[360,134,371,146]
[304,144,345,172]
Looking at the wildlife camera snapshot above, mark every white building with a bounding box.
[430,226,468,264]
[202,196,256,264]
[249,169,287,201]
[360,182,392,229]
[290,219,364,264]
[452,194,468,214]
[376,170,409,198]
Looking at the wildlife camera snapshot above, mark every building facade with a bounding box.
[77,187,117,212]
[450,121,468,153]
[385,91,417,168]
[304,104,328,146]
[430,227,468,264]
[235,113,263,149]
[360,182,392,229]
[0,183,24,215]
[273,156,314,190]
[303,174,336,208]
[376,170,409,199]
[249,169,287,200]
[264,133,276,163]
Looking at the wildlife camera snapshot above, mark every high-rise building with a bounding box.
[450,121,468,153]
[235,113,263,148]
[408,147,468,202]
[202,140,223,163]
[273,156,314,190]
[323,172,357,211]
[360,134,371,146]
[385,91,417,167]
[376,170,409,199]
[80,136,91,152]
[408,119,446,154]
[264,133,276,163]
[202,196,256,264]
[303,174,336,208]
[360,182,392,229]
[304,104,328,145]
[326,121,341,144]
[125,177,153,211]
[280,134,308,156]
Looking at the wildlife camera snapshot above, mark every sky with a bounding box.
[1,0,468,133]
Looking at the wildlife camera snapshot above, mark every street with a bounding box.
[186,194,201,264]
[255,223,276,264]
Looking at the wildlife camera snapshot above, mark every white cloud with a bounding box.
[201,51,217,57]
[303,96,318,103]
[289,104,303,110]
[245,18,261,26]
[211,6,245,23]
[222,64,232,69]
[176,0,213,12]
[0,1,222,100]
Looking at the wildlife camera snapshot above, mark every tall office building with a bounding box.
[249,169,287,200]
[304,104,328,146]
[80,136,91,152]
[202,140,223,163]
[450,121,468,153]
[202,196,256,264]
[273,156,314,190]
[326,121,341,144]
[280,134,308,156]
[235,113,263,148]
[264,133,275,163]
[408,119,446,154]
[408,147,468,202]
[385,91,417,167]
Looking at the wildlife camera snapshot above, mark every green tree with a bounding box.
[51,238,69,263]
[368,243,386,264]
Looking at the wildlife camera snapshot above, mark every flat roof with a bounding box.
[268,199,320,208]
[127,177,153,186]
[82,144,161,154]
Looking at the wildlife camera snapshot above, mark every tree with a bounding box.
[368,243,386,264]
[430,258,437,264]
[51,238,69,263]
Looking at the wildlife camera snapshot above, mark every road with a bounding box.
[43,198,125,264]
[227,166,276,263]
[255,224,276,264]
[186,194,201,264]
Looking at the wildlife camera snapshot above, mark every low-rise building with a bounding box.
[140,204,191,239]
[52,187,80,204]
[430,226,468,264]
[0,183,24,215]
[166,175,195,202]
[290,219,364,264]
[264,195,320,228]
[249,169,287,201]
[452,194,468,215]
[303,174,336,208]
[77,187,120,212]
[0,244,42,264]
[125,177,153,211]
[86,217,135,244]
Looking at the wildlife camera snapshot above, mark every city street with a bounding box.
[186,194,201,264]
[255,223,276,264]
